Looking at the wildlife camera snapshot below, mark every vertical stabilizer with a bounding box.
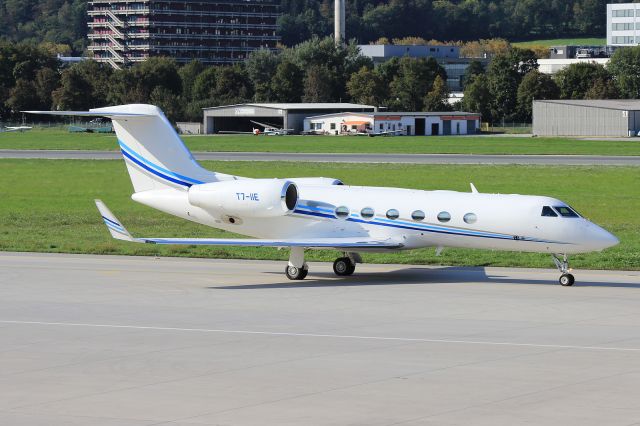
[90,104,224,192]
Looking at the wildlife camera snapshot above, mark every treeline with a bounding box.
[0,38,450,122]
[280,0,626,46]
[460,47,640,123]
[0,0,632,54]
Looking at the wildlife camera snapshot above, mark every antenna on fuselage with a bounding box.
[470,183,479,194]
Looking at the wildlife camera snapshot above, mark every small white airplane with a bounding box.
[26,104,619,286]
[2,126,32,132]
[218,120,292,136]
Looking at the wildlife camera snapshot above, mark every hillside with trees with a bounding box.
[0,0,634,53]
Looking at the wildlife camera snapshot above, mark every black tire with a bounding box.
[333,257,355,276]
[285,265,307,280]
[559,273,575,286]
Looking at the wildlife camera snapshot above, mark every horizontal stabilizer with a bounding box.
[95,201,401,249]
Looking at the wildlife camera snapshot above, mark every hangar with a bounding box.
[203,103,376,134]
[304,111,481,135]
[533,99,640,137]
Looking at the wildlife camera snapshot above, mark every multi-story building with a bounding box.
[87,0,280,69]
[607,3,640,46]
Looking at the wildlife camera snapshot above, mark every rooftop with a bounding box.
[203,103,376,111]
[535,99,640,110]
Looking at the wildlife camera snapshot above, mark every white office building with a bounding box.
[607,3,640,46]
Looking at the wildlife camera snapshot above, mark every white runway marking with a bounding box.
[1,319,639,353]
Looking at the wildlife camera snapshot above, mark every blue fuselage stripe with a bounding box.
[121,149,192,188]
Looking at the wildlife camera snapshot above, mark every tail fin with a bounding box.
[26,104,229,192]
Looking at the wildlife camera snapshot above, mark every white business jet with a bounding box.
[2,126,32,132]
[27,105,619,286]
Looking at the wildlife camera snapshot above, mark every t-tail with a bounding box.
[25,104,231,193]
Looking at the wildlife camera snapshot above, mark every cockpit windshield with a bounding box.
[541,206,557,217]
[553,206,580,218]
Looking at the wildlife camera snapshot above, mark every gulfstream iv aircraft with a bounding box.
[28,105,619,286]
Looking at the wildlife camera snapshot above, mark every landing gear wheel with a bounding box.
[286,264,308,280]
[333,257,355,276]
[559,273,575,286]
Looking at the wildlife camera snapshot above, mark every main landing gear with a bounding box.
[552,254,575,286]
[285,248,359,280]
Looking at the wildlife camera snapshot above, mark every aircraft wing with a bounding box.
[96,200,402,249]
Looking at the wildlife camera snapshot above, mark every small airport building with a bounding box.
[203,103,376,134]
[304,112,481,136]
[533,99,640,137]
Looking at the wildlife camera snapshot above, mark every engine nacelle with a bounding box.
[188,179,298,218]
[287,177,344,186]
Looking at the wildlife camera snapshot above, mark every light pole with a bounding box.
[334,0,345,45]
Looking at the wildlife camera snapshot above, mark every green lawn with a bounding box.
[2,129,640,155]
[512,38,606,47]
[0,159,636,270]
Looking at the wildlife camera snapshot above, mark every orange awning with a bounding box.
[343,121,370,125]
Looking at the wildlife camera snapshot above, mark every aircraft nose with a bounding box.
[590,224,619,251]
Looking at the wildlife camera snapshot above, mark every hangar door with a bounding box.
[214,117,284,133]
[415,118,425,135]
[443,120,452,135]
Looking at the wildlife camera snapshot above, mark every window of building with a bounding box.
[411,210,425,221]
[612,9,634,17]
[541,206,558,217]
[335,206,350,219]
[330,123,336,130]
[386,209,399,220]
[613,23,634,31]
[437,211,451,223]
[463,213,477,224]
[361,207,374,219]
[612,36,635,44]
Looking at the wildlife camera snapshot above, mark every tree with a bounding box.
[607,46,640,99]
[34,67,60,110]
[555,62,614,100]
[245,49,280,102]
[303,64,337,102]
[150,86,182,123]
[516,70,559,121]
[52,66,92,110]
[389,57,446,111]
[178,60,205,102]
[462,74,492,122]
[5,79,39,113]
[463,60,485,88]
[346,66,385,106]
[270,60,303,103]
[486,48,538,121]
[423,75,449,112]
[191,67,218,102]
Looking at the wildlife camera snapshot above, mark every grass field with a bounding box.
[3,129,640,155]
[512,38,606,48]
[0,159,636,270]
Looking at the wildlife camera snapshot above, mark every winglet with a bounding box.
[470,183,479,194]
[95,200,137,242]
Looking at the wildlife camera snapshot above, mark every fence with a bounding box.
[482,122,532,134]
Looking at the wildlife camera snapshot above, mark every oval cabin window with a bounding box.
[335,206,350,219]
[361,207,375,219]
[386,209,400,220]
[411,210,425,221]
[437,211,451,223]
[464,213,477,224]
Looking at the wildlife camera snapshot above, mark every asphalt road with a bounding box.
[1,252,640,425]
[2,149,640,165]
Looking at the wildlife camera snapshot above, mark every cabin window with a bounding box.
[541,206,558,217]
[361,207,375,219]
[463,213,477,224]
[386,209,400,220]
[437,211,451,223]
[554,206,580,218]
[335,206,350,219]
[411,210,425,221]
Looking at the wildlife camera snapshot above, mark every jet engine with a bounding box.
[188,179,298,218]
[287,177,344,186]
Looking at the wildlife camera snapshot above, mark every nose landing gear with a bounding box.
[552,254,575,286]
